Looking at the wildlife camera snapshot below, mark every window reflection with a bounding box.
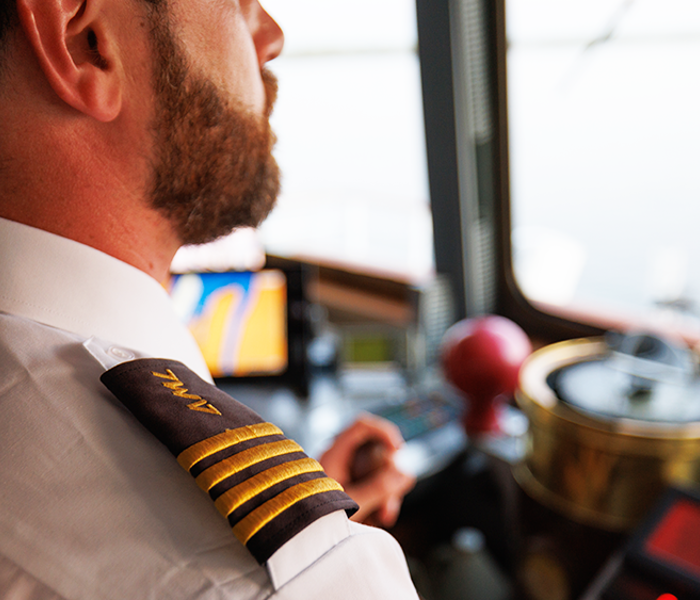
[508,0,700,332]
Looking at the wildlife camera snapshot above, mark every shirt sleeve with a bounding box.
[268,516,420,600]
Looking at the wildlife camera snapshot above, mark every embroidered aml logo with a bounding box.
[152,369,222,416]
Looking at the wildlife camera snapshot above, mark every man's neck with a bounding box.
[0,197,179,284]
[0,30,180,283]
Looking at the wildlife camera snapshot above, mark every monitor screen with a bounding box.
[169,270,288,379]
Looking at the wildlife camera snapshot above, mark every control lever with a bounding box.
[349,439,390,527]
[350,439,389,481]
[441,315,532,435]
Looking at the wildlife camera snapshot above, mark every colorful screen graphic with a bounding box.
[169,271,288,378]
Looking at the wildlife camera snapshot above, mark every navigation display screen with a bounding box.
[169,270,288,379]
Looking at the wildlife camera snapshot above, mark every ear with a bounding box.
[16,0,123,122]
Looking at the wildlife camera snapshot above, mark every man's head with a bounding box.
[0,0,283,277]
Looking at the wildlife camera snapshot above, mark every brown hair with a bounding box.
[0,1,18,46]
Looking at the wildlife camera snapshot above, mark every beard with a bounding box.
[146,8,280,246]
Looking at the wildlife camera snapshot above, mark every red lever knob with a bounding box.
[441,315,532,435]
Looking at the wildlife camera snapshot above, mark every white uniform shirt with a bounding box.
[0,218,419,600]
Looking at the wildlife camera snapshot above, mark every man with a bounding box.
[0,0,417,597]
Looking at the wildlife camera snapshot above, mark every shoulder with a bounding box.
[269,513,419,600]
[0,312,87,376]
[0,315,271,600]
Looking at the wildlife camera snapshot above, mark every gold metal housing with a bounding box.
[515,338,700,531]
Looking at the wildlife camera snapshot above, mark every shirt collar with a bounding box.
[0,217,211,381]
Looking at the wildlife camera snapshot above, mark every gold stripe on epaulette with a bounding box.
[214,457,324,519]
[233,477,345,544]
[195,439,304,492]
[177,423,283,471]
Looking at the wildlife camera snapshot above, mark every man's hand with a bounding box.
[319,414,416,527]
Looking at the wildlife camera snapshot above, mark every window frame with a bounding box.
[417,0,604,344]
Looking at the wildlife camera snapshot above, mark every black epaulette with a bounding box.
[101,358,358,564]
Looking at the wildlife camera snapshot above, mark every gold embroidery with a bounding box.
[233,478,345,544]
[195,439,303,491]
[214,458,324,518]
[187,399,222,416]
[152,369,201,399]
[152,369,221,415]
[177,423,284,471]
